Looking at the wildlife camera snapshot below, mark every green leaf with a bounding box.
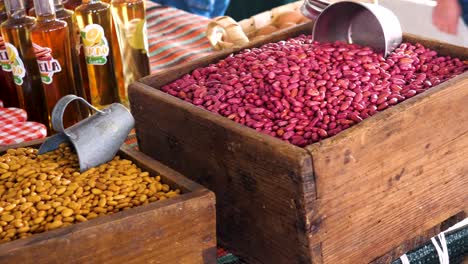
[13,76,23,85]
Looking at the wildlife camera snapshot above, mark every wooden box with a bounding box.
[129,23,468,263]
[0,140,216,264]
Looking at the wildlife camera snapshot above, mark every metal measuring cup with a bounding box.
[302,0,402,57]
[38,95,135,172]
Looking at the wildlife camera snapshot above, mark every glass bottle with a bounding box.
[31,0,84,131]
[75,0,119,108]
[29,0,89,108]
[0,0,19,107]
[54,0,90,116]
[1,0,48,124]
[111,0,149,106]
[102,0,125,106]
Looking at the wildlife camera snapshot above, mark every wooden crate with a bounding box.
[129,22,468,263]
[0,140,216,264]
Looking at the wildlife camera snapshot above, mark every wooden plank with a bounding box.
[129,81,317,263]
[0,144,217,264]
[306,72,468,263]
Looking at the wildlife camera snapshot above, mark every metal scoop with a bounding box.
[302,0,402,57]
[38,95,135,172]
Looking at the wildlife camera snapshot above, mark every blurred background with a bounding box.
[24,0,467,46]
[150,0,468,47]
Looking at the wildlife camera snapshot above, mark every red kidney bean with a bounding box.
[404,90,417,98]
[349,113,363,122]
[344,90,356,97]
[162,38,467,147]
[388,98,398,105]
[377,102,389,111]
[283,131,295,140]
[353,103,365,111]
[340,101,351,111]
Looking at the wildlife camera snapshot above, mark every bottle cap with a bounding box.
[33,0,55,17]
[4,0,25,15]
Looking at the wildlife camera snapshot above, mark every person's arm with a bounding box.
[432,0,462,35]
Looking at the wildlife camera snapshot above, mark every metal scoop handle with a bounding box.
[51,95,105,134]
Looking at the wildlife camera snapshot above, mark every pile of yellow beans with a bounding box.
[0,144,180,242]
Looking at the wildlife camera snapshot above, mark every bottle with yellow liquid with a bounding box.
[0,0,19,107]
[31,0,84,131]
[111,0,149,104]
[1,0,48,124]
[75,0,119,108]
[100,0,126,107]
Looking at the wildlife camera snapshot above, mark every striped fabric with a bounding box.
[146,2,214,73]
[126,2,215,147]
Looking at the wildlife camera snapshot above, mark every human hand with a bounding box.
[432,0,462,35]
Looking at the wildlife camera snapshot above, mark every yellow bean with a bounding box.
[68,183,79,192]
[91,188,102,195]
[165,191,178,198]
[75,187,83,197]
[0,172,12,180]
[94,207,107,213]
[13,211,22,219]
[98,198,106,208]
[13,220,24,228]
[19,202,33,212]
[37,203,51,211]
[139,172,149,177]
[108,185,120,192]
[1,214,14,222]
[107,200,118,206]
[4,204,16,211]
[75,215,87,222]
[139,195,147,202]
[56,187,67,195]
[63,217,74,223]
[23,170,36,177]
[87,212,98,219]
[0,162,9,170]
[9,164,21,171]
[47,220,63,230]
[61,208,74,217]
[33,217,44,224]
[28,195,41,203]
[113,194,126,200]
[116,203,130,209]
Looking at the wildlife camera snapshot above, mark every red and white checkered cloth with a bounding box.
[0,122,47,146]
[0,108,28,125]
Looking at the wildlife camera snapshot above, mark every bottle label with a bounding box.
[81,24,109,65]
[0,37,12,72]
[34,44,62,85]
[4,43,26,85]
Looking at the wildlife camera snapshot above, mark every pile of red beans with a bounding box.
[162,35,467,147]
